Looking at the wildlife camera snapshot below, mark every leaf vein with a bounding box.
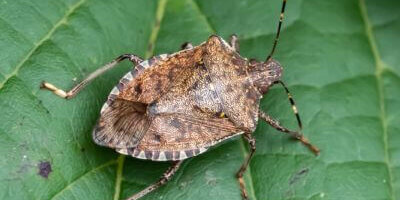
[113,155,125,200]
[0,0,87,90]
[145,0,168,58]
[359,0,395,199]
[190,0,216,33]
[50,159,117,200]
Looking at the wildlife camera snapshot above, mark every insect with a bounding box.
[41,0,319,199]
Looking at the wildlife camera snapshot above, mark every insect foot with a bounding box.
[40,54,143,99]
[126,161,183,200]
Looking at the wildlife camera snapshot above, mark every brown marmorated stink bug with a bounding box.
[41,0,319,199]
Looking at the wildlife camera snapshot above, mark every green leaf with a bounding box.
[0,0,399,200]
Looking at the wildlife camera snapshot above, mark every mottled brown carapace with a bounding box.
[93,35,282,161]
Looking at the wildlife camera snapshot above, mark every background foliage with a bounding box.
[0,0,399,199]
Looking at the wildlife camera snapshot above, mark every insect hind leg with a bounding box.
[40,54,143,99]
[274,80,303,130]
[265,78,319,155]
[259,111,320,155]
[236,133,255,200]
[126,161,183,200]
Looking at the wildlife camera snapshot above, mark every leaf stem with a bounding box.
[113,155,126,200]
[145,0,168,58]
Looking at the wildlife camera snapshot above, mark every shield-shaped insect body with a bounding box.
[93,35,283,161]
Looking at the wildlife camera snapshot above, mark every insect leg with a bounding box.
[229,34,239,52]
[236,133,255,200]
[40,54,143,99]
[274,80,303,130]
[259,111,320,155]
[180,42,193,50]
[126,160,183,200]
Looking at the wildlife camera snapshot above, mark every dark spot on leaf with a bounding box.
[289,168,309,185]
[205,170,217,186]
[38,161,52,179]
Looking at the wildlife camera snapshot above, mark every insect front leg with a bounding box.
[229,34,239,52]
[259,111,320,155]
[236,133,255,200]
[127,160,183,200]
[40,54,143,99]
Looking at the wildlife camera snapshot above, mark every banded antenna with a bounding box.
[266,0,287,61]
